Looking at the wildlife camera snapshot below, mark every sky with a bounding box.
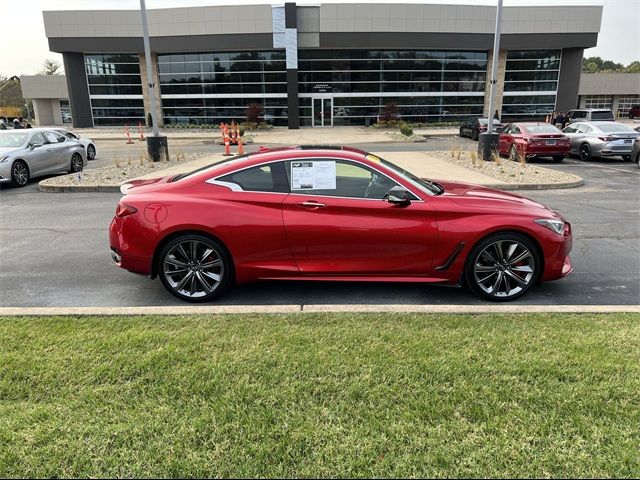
[1,0,638,77]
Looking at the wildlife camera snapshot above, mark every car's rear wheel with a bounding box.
[70,153,83,173]
[579,143,592,161]
[552,155,565,163]
[10,161,29,187]
[465,233,541,302]
[86,144,96,160]
[158,234,233,302]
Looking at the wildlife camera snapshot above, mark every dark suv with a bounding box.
[459,117,502,141]
[565,109,615,125]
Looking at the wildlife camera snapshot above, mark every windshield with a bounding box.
[522,124,561,134]
[365,154,442,195]
[597,123,635,133]
[0,131,28,147]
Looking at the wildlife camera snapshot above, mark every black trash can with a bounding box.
[147,135,169,162]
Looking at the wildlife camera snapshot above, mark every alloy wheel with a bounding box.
[87,145,96,160]
[579,144,591,161]
[12,162,29,187]
[473,239,536,299]
[71,153,83,172]
[162,238,225,299]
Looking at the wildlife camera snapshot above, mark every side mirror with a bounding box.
[386,186,411,206]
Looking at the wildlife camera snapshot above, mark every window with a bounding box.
[28,132,46,146]
[43,131,65,143]
[287,159,400,199]
[217,163,288,193]
[563,125,577,133]
[584,95,613,110]
[570,110,587,119]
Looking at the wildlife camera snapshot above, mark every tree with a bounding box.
[581,56,637,73]
[39,58,62,75]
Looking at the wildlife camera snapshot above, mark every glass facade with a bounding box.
[501,50,560,121]
[617,95,640,116]
[157,51,288,126]
[85,54,145,126]
[297,49,487,126]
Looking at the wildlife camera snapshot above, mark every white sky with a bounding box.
[1,0,638,77]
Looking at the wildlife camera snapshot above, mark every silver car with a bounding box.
[562,121,639,161]
[54,128,97,160]
[0,128,86,187]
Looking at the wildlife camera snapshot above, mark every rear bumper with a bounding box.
[526,145,571,157]
[109,216,153,275]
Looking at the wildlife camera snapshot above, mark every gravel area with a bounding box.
[39,152,210,187]
[431,150,582,185]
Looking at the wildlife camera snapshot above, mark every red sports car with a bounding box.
[499,122,571,162]
[109,146,573,302]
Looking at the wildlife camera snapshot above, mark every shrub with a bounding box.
[245,103,264,123]
[399,122,413,137]
[380,102,399,123]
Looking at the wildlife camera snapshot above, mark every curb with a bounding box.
[0,305,638,316]
[38,177,584,193]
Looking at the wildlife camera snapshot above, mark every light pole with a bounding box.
[140,0,169,161]
[478,0,504,161]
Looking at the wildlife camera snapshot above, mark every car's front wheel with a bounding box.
[10,161,29,187]
[465,233,541,302]
[579,143,592,161]
[158,234,233,302]
[86,144,96,160]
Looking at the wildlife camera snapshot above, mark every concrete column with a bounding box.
[285,2,299,129]
[484,48,507,119]
[556,48,584,112]
[140,52,163,127]
[611,95,621,118]
[62,52,93,128]
[32,99,55,126]
[51,99,63,125]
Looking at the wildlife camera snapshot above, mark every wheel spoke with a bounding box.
[475,264,498,273]
[491,271,503,293]
[200,248,214,262]
[201,259,222,269]
[505,243,518,261]
[166,254,189,268]
[201,270,221,283]
[508,250,531,265]
[481,249,497,263]
[177,244,191,262]
[175,271,194,291]
[195,271,213,293]
[478,270,498,284]
[494,241,504,261]
[505,269,528,287]
[512,265,533,273]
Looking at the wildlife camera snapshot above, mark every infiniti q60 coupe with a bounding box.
[109,146,573,302]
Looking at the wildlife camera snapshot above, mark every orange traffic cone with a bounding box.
[138,122,145,141]
[223,124,231,156]
[237,135,244,155]
[125,124,133,144]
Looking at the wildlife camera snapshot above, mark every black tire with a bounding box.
[158,234,233,303]
[70,152,83,173]
[622,154,631,162]
[464,232,541,302]
[10,160,29,188]
[552,155,565,163]
[86,144,96,160]
[579,143,592,161]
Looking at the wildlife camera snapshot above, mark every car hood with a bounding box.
[0,146,20,156]
[436,180,560,217]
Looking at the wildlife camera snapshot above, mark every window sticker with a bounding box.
[291,161,336,190]
[365,154,382,163]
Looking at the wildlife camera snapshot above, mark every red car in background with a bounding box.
[109,146,573,303]
[499,122,571,162]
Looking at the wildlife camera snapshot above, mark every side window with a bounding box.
[574,110,587,119]
[44,131,65,143]
[512,126,521,135]
[563,125,577,133]
[287,159,401,199]
[29,132,46,146]
[216,162,288,193]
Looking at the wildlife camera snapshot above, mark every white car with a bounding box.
[55,128,97,160]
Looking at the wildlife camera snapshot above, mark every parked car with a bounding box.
[631,136,640,168]
[55,128,97,160]
[0,128,86,187]
[110,146,573,303]
[459,117,502,141]
[628,105,640,119]
[564,108,615,125]
[498,122,571,162]
[561,121,639,161]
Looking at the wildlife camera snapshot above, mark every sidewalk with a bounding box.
[71,126,458,144]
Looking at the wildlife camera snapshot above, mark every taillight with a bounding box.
[598,136,614,142]
[115,203,138,217]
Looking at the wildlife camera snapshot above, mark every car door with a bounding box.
[24,132,51,176]
[499,124,513,154]
[281,158,438,275]
[562,123,580,154]
[41,130,70,172]
[209,161,298,278]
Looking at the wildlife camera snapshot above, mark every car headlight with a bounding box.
[0,156,10,163]
[535,218,565,235]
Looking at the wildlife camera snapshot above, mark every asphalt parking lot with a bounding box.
[1,139,638,307]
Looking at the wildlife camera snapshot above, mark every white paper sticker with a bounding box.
[291,161,336,190]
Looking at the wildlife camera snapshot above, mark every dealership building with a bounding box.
[37,2,605,129]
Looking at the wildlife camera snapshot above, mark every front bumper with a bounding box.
[0,162,11,183]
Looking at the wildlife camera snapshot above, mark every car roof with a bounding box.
[180,146,369,181]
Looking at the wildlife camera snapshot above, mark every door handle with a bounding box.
[46,148,52,152]
[297,201,326,209]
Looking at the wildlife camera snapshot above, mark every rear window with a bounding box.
[522,124,561,134]
[571,110,587,118]
[597,123,635,133]
[591,111,614,120]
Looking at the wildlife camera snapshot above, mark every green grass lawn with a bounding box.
[1,313,639,478]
